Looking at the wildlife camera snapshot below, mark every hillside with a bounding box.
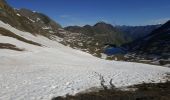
[0,0,170,100]
[136,21,170,55]
[123,21,170,66]
[0,0,62,38]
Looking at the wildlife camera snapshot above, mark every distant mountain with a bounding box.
[116,25,161,40]
[64,22,131,57]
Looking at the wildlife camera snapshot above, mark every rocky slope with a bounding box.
[136,21,170,55]
[16,8,62,37]
[0,0,62,38]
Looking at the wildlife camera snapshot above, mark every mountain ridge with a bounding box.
[64,22,131,57]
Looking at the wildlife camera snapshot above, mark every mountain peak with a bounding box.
[150,20,170,35]
[83,25,92,28]
[162,20,170,27]
[94,22,114,29]
[94,21,109,26]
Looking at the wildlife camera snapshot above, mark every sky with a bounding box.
[6,0,170,27]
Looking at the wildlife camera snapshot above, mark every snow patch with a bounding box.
[42,26,52,30]
[16,13,21,16]
[101,53,107,59]
[36,18,41,22]
[27,17,35,23]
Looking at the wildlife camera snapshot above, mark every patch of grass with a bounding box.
[52,81,170,100]
[0,43,24,51]
[0,27,41,46]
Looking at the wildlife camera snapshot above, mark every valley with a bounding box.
[0,0,170,100]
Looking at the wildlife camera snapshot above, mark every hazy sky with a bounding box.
[6,0,170,27]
